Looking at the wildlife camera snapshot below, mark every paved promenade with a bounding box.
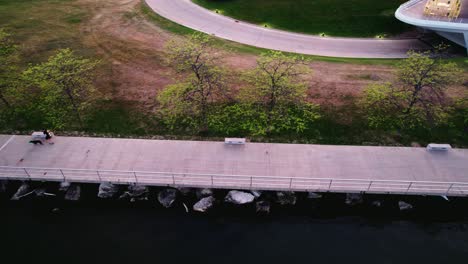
[0,135,467,196]
[145,0,430,58]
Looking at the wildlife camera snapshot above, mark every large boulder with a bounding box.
[65,184,81,201]
[11,182,32,200]
[307,192,322,199]
[98,182,119,199]
[250,190,262,198]
[59,181,71,192]
[276,191,296,205]
[193,196,215,212]
[345,193,364,206]
[158,188,178,208]
[398,201,413,211]
[196,188,213,199]
[0,180,8,193]
[120,184,149,201]
[225,190,255,205]
[34,188,47,197]
[256,200,270,214]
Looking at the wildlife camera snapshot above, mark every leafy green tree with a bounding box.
[0,28,18,109]
[159,33,228,132]
[208,102,320,136]
[208,103,267,136]
[361,49,462,130]
[23,49,99,129]
[450,95,468,135]
[239,51,319,135]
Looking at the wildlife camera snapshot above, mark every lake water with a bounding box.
[1,183,468,264]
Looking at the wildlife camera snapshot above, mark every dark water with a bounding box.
[1,183,468,264]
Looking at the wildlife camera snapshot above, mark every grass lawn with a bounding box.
[0,0,95,65]
[193,0,411,37]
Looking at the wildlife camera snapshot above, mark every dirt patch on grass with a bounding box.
[77,0,178,109]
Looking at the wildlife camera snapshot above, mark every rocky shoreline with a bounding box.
[2,180,468,220]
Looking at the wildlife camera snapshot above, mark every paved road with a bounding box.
[1,135,467,196]
[145,0,430,58]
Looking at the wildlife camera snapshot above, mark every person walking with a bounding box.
[43,129,51,140]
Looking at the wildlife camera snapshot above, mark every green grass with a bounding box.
[0,0,93,64]
[193,0,411,37]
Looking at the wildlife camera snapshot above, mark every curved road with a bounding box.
[146,0,430,58]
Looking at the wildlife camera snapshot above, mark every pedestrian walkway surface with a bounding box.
[0,135,467,196]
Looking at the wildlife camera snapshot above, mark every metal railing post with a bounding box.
[367,181,373,192]
[328,179,333,191]
[133,172,138,184]
[96,170,102,181]
[250,176,253,189]
[23,168,31,180]
[406,182,413,194]
[60,169,66,181]
[446,183,454,196]
[172,174,176,185]
[211,175,214,187]
[289,178,293,189]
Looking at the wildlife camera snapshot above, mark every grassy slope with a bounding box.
[193,0,410,37]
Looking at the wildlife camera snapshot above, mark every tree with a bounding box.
[23,49,99,129]
[361,49,462,130]
[0,28,18,109]
[239,51,319,134]
[158,33,228,132]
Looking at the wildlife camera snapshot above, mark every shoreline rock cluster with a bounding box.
[0,180,427,214]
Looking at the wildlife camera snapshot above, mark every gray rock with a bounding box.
[34,188,47,197]
[256,200,270,214]
[399,201,413,211]
[0,180,8,193]
[193,196,215,212]
[119,184,149,201]
[307,192,322,199]
[345,193,364,206]
[158,188,178,208]
[276,191,296,205]
[65,184,81,201]
[59,181,71,192]
[196,188,213,199]
[225,190,255,205]
[250,190,262,198]
[11,182,32,200]
[130,184,148,196]
[98,182,119,199]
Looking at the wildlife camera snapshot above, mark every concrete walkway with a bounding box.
[145,0,430,58]
[0,135,467,196]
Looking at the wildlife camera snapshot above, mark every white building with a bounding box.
[396,0,468,53]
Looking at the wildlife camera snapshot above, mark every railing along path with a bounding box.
[0,166,467,196]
